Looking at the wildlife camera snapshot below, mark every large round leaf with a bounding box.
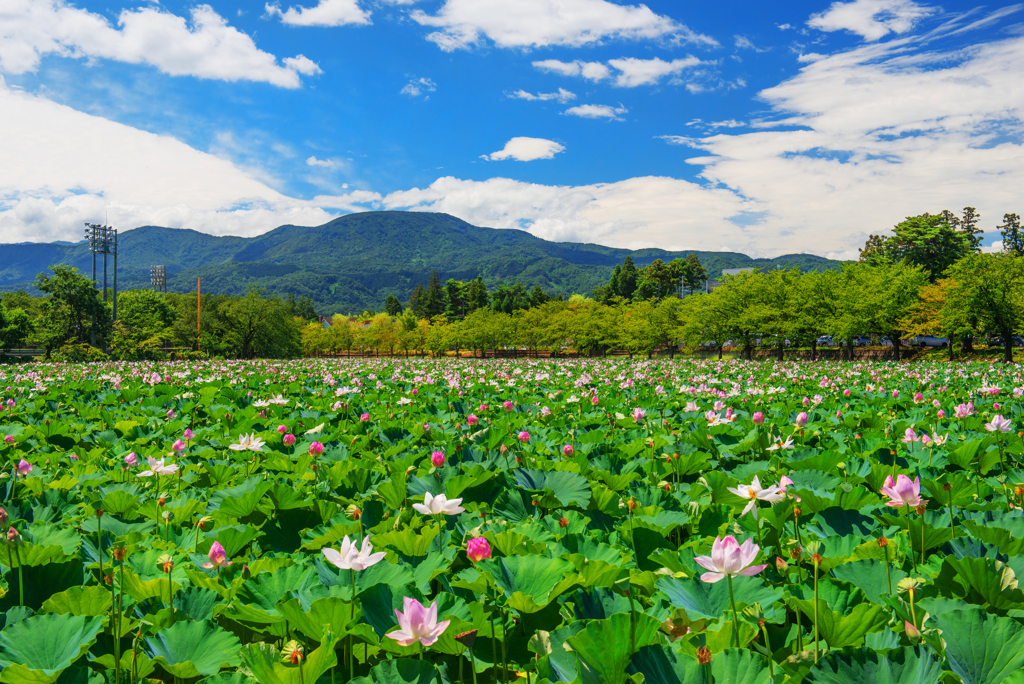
[933,608,1024,684]
[805,646,942,684]
[145,620,241,679]
[0,613,104,684]
[350,659,438,684]
[238,630,339,684]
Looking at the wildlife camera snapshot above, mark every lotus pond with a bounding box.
[1,358,1024,684]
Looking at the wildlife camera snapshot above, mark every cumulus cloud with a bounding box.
[808,0,934,41]
[306,156,336,167]
[663,32,1024,258]
[607,56,701,87]
[482,137,566,162]
[563,104,628,120]
[0,79,374,242]
[265,0,372,26]
[534,56,701,87]
[411,0,715,51]
[532,59,610,81]
[0,0,320,87]
[401,77,436,97]
[510,88,576,103]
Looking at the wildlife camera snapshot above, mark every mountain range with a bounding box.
[0,211,844,314]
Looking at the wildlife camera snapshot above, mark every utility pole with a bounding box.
[197,277,202,353]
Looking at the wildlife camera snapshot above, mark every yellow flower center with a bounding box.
[748,487,756,499]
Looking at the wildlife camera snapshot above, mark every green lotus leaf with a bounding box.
[805,646,942,684]
[276,597,360,640]
[0,614,104,684]
[656,576,783,622]
[238,629,339,684]
[790,599,888,649]
[145,619,242,679]
[480,555,580,613]
[513,469,591,508]
[933,607,1024,684]
[567,612,661,684]
[40,587,112,617]
[349,658,438,684]
[628,644,705,684]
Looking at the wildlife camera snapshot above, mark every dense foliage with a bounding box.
[1,357,1024,684]
[0,212,841,314]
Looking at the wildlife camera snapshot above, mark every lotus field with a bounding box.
[3,358,1024,684]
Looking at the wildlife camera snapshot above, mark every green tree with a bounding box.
[617,257,638,300]
[465,277,489,314]
[226,287,301,359]
[683,254,707,295]
[384,294,404,316]
[33,265,111,355]
[945,253,1024,363]
[0,302,31,353]
[111,289,176,360]
[444,279,467,320]
[422,269,446,318]
[409,283,427,318]
[999,213,1023,256]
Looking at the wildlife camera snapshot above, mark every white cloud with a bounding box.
[0,79,375,242]
[380,176,753,250]
[664,32,1024,258]
[563,104,628,120]
[265,0,372,27]
[411,0,715,51]
[607,56,702,87]
[0,0,319,87]
[532,59,610,81]
[808,0,934,41]
[483,137,566,162]
[306,156,336,167]
[401,77,436,97]
[510,88,577,103]
[778,23,794,30]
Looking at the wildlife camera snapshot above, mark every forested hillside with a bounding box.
[0,211,842,313]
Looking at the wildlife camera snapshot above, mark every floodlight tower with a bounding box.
[84,222,119,347]
[151,265,167,293]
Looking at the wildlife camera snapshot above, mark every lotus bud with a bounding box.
[283,434,296,446]
[466,537,492,563]
[309,442,324,456]
[6,527,21,546]
[431,451,445,467]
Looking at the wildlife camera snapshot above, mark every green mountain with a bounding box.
[0,211,843,314]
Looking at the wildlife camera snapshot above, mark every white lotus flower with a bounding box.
[228,433,266,452]
[138,456,179,477]
[413,492,465,516]
[322,535,386,571]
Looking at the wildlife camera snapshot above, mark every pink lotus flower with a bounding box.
[694,535,767,583]
[954,403,975,418]
[277,425,287,434]
[728,476,784,519]
[16,459,31,476]
[309,442,324,456]
[322,535,386,571]
[466,537,491,562]
[752,411,764,425]
[591,395,599,406]
[360,413,370,422]
[467,414,479,426]
[503,401,514,412]
[283,434,296,446]
[843,388,851,397]
[881,474,927,508]
[202,541,232,569]
[386,597,451,647]
[892,390,900,399]
[124,452,137,466]
[914,393,924,403]
[932,400,941,408]
[563,444,574,457]
[802,397,810,407]
[183,429,194,441]
[3,435,13,445]
[901,427,919,443]
[6,399,14,409]
[479,404,488,412]
[171,439,186,452]
[431,451,445,467]
[540,406,551,417]
[518,431,530,443]
[166,409,175,419]
[994,402,1001,411]
[633,407,646,422]
[794,412,808,428]
[985,415,1013,433]
[938,409,946,419]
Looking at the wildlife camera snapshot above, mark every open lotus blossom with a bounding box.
[229,434,265,452]
[124,452,137,466]
[171,439,186,452]
[929,433,948,446]
[954,402,975,418]
[632,407,646,422]
[413,492,465,516]
[728,476,784,519]
[386,597,451,647]
[518,431,530,443]
[901,427,920,443]
[467,414,479,426]
[767,436,795,451]
[16,459,32,476]
[202,541,232,569]
[694,535,767,583]
[985,415,1013,433]
[881,474,927,508]
[322,535,386,571]
[138,456,178,477]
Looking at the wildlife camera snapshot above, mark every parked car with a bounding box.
[816,335,834,347]
[850,335,871,347]
[989,336,1024,347]
[910,335,949,348]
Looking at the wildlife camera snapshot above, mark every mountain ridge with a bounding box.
[0,211,844,314]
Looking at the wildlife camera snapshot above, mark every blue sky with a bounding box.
[1,0,1022,258]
